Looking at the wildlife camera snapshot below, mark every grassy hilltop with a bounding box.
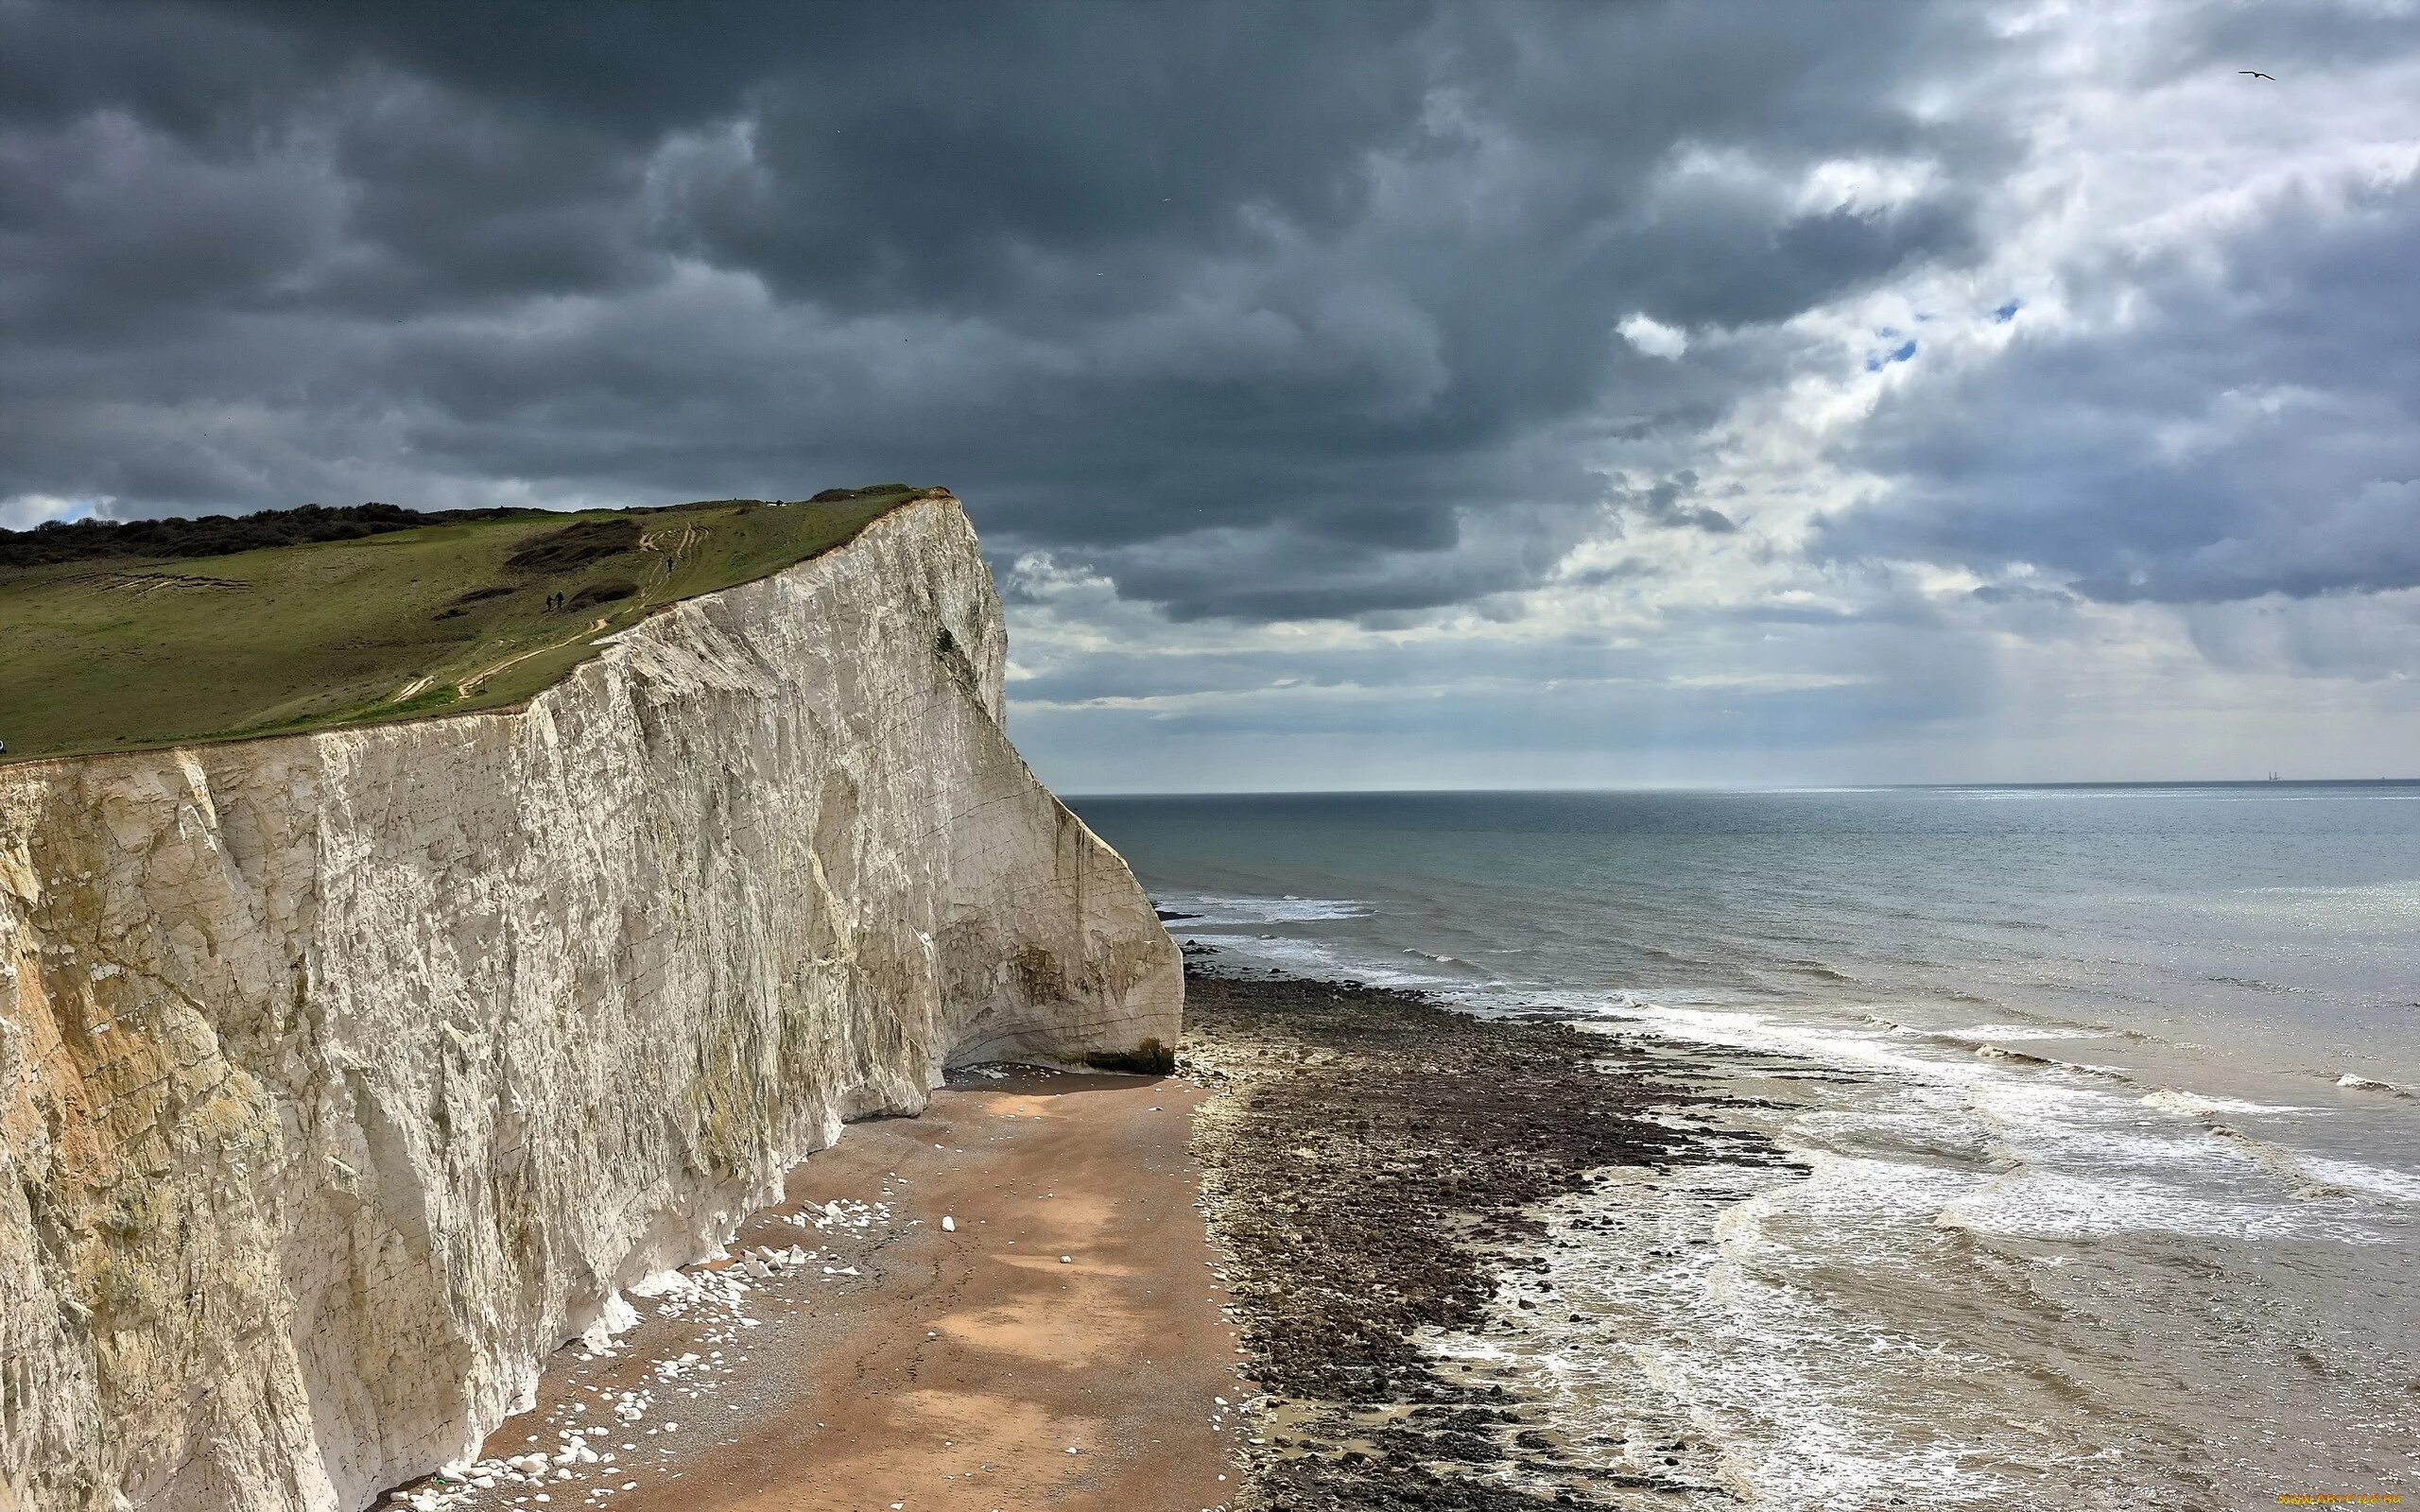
[0,486,936,765]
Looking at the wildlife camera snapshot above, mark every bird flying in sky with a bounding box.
[2240,70,2275,80]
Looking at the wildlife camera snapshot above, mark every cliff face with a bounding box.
[0,498,1180,1512]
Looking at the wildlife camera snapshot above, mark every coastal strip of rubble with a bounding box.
[1184,971,1789,1510]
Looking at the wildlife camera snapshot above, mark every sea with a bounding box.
[1069,784,2420,1510]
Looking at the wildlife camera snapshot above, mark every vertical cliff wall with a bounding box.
[0,497,1180,1512]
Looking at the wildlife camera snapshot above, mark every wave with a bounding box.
[2201,973,2299,995]
[1942,1167,2385,1242]
[2058,1060,2137,1083]
[1975,1044,2060,1069]
[2138,1090,2420,1207]
[1927,1022,2107,1045]
[1617,1002,2398,1236]
[2139,1089,2305,1119]
[1778,957,1860,984]
[2202,1126,2420,1207]
[2336,1073,2417,1100]
[1850,1014,2138,1088]
[1160,874,2419,1242]
[1148,889,1373,925]
[2295,1156,2420,1204]
[2200,1122,2356,1199]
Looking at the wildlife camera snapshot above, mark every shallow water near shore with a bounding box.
[1076,785,2420,1507]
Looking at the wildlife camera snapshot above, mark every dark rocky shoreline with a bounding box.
[1183,968,1791,1509]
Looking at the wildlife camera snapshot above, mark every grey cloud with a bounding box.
[2169,0,2420,86]
[11,0,2412,788]
[1004,632,1664,708]
[1002,591,2012,766]
[1966,584,2073,606]
[1615,472,1738,534]
[1017,660,1987,754]
[0,494,73,531]
[2181,590,2420,682]
[0,113,343,342]
[1823,174,2420,620]
[0,0,2004,621]
[1560,558,1658,590]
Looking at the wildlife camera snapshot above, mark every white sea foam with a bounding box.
[1150,889,1373,924]
[2337,1072,2417,1099]
[1586,998,1976,1083]
[1115,785,2420,1503]
[1933,1022,2107,1042]
[1941,1169,2391,1242]
[2140,1088,2309,1118]
[1433,1162,2037,1509]
[2295,1158,2420,1204]
[1193,929,1445,989]
[1599,993,2387,1243]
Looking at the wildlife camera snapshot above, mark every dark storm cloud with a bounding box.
[0,0,2000,621]
[1084,494,1608,624]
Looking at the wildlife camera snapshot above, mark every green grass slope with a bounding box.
[0,487,937,765]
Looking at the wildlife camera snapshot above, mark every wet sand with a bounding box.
[424,1070,1241,1512]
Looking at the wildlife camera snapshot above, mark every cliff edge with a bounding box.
[0,496,1181,1512]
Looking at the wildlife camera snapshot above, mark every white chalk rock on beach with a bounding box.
[0,496,1180,1512]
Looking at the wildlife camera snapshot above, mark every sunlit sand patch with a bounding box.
[991,1251,1138,1277]
[981,1091,1065,1120]
[934,1294,1144,1365]
[883,1387,1100,1474]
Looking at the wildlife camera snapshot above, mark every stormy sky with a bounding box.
[4,1,2415,789]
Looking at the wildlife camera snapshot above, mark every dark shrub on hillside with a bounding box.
[0,502,533,570]
[504,518,642,574]
[564,579,640,610]
[807,484,914,503]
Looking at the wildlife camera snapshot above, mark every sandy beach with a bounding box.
[394,969,1742,1512]
[417,1070,1241,1512]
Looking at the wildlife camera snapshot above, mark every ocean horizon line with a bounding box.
[1067,777,2420,800]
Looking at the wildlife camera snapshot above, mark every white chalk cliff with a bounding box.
[0,496,1181,1512]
